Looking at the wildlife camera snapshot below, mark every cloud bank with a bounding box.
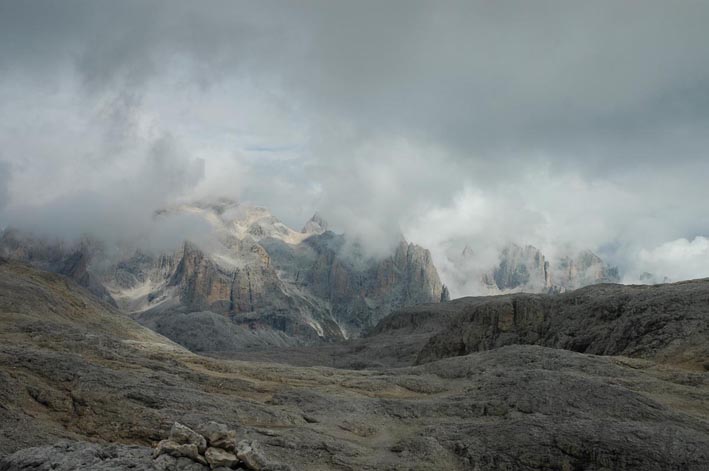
[1,1,709,293]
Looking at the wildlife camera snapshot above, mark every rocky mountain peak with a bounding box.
[301,212,328,234]
[475,243,618,294]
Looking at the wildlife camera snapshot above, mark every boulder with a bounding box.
[169,422,208,453]
[204,447,238,469]
[235,440,268,470]
[197,421,237,451]
[153,440,207,465]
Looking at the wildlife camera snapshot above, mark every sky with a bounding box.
[1,0,709,295]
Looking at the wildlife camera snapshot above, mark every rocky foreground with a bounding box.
[1,258,709,470]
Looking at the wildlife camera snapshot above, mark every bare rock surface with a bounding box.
[169,423,207,454]
[204,447,238,469]
[1,259,709,470]
[196,422,237,452]
[417,279,709,367]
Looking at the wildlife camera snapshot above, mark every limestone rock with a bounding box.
[0,202,446,349]
[153,440,206,465]
[554,249,620,291]
[301,212,328,234]
[169,422,207,454]
[235,440,268,470]
[204,447,238,469]
[196,422,236,451]
[485,244,552,292]
[416,280,709,367]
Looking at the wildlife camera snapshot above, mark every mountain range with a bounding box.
[0,199,622,353]
[1,199,445,349]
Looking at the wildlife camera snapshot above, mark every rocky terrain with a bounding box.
[1,258,709,469]
[0,200,445,348]
[456,243,619,294]
[416,280,709,368]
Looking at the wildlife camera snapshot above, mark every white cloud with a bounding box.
[633,237,709,282]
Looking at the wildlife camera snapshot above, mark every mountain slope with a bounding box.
[2,260,709,469]
[366,279,709,369]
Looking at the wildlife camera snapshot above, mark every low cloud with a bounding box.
[1,2,708,293]
[0,161,10,212]
[3,132,205,250]
[632,237,709,283]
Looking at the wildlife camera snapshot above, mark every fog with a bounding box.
[1,1,708,295]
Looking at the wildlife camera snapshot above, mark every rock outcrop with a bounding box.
[416,279,709,367]
[151,422,286,470]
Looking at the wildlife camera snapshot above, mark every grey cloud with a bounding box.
[4,132,205,247]
[1,1,709,289]
[3,1,709,171]
[0,160,10,211]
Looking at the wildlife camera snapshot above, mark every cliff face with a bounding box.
[554,250,620,291]
[1,202,444,348]
[120,215,444,343]
[483,244,551,292]
[289,235,444,335]
[480,243,618,294]
[415,279,709,368]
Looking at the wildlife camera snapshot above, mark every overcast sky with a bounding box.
[1,1,709,294]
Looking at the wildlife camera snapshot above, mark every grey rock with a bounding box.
[2,260,709,470]
[235,440,268,470]
[301,212,328,234]
[153,440,206,465]
[416,279,709,366]
[204,447,238,469]
[473,243,619,293]
[154,455,209,471]
[196,422,236,451]
[486,243,552,291]
[0,441,157,471]
[168,422,207,454]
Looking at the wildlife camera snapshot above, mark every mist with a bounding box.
[1,1,709,295]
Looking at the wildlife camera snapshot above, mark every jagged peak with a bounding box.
[301,212,329,234]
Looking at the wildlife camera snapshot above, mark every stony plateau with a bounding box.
[1,257,709,469]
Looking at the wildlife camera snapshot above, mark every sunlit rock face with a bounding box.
[0,199,445,348]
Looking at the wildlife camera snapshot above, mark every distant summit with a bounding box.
[453,243,620,295]
[301,212,328,235]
